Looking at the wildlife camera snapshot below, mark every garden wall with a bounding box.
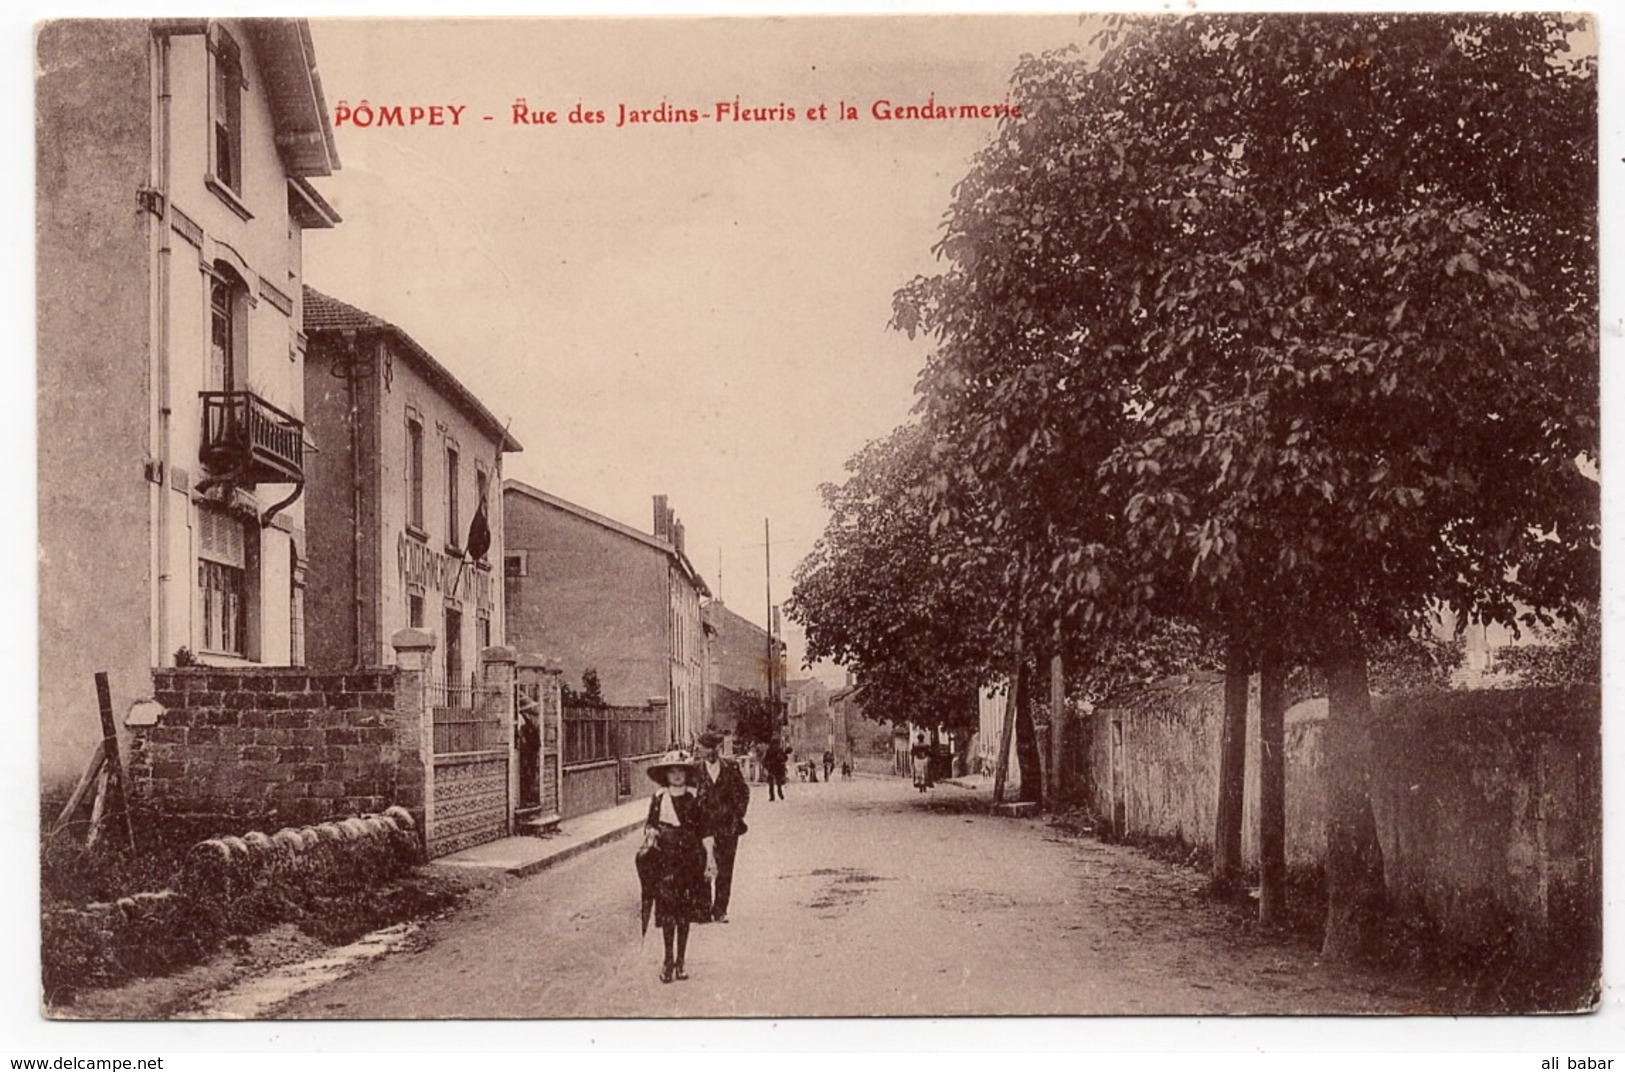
[1088,678,1599,963]
[129,666,426,834]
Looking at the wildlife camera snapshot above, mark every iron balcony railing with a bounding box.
[199,391,305,485]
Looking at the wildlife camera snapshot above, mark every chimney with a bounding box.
[653,494,670,540]
[673,519,685,556]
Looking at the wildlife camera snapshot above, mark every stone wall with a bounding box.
[1087,678,1601,964]
[130,667,426,832]
[561,761,619,819]
[1361,687,1600,962]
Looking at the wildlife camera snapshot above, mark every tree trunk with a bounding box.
[1014,657,1044,804]
[1049,648,1067,807]
[1257,644,1286,928]
[1211,636,1251,896]
[1321,638,1389,961]
[992,632,1022,805]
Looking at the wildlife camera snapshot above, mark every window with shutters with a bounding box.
[198,507,250,657]
[205,27,250,218]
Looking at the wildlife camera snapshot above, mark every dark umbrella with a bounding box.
[635,840,660,937]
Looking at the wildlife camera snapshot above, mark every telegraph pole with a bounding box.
[765,518,779,730]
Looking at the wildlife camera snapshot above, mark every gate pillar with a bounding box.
[481,646,518,835]
[392,628,437,847]
[517,654,564,826]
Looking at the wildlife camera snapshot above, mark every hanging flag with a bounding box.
[465,494,491,564]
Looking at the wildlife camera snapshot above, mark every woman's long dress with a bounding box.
[643,790,710,926]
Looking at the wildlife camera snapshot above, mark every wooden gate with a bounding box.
[426,675,510,857]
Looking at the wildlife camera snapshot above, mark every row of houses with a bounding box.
[36,18,789,849]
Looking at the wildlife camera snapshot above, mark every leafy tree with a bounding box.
[894,13,1596,957]
[719,688,781,749]
[791,422,1219,802]
[788,424,1000,744]
[1287,631,1467,703]
[1490,604,1600,686]
[561,668,606,709]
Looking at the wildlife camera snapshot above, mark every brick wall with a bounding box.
[130,667,426,832]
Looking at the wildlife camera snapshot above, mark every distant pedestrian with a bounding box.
[638,749,716,984]
[911,733,932,793]
[841,759,852,781]
[822,750,835,782]
[763,739,788,801]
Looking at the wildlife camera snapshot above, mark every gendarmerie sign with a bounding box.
[397,529,494,611]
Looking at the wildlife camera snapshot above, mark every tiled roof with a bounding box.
[302,286,521,452]
[303,287,388,332]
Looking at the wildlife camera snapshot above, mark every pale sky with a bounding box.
[301,15,1095,680]
[12,1,1625,1058]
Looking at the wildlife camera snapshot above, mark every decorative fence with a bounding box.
[424,663,512,858]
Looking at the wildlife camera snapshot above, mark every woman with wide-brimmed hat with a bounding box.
[637,748,717,983]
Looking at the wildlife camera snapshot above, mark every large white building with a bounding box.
[37,19,340,789]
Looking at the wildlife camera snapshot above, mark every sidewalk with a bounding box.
[430,796,648,878]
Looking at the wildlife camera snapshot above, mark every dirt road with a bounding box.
[264,776,1453,1018]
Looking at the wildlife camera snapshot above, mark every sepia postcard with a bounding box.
[24,4,1616,1058]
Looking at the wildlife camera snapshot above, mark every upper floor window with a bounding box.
[207,28,250,217]
[446,442,461,550]
[209,274,238,393]
[406,414,425,532]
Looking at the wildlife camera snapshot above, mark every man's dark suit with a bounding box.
[696,757,751,920]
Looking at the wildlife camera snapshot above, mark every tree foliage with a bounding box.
[891,12,1596,956]
[718,688,781,749]
[1490,603,1600,686]
[1288,631,1467,702]
[788,424,1000,737]
[895,13,1597,651]
[561,668,606,709]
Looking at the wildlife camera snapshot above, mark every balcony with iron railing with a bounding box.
[199,391,305,487]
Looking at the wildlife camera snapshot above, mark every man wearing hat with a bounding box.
[694,729,751,923]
